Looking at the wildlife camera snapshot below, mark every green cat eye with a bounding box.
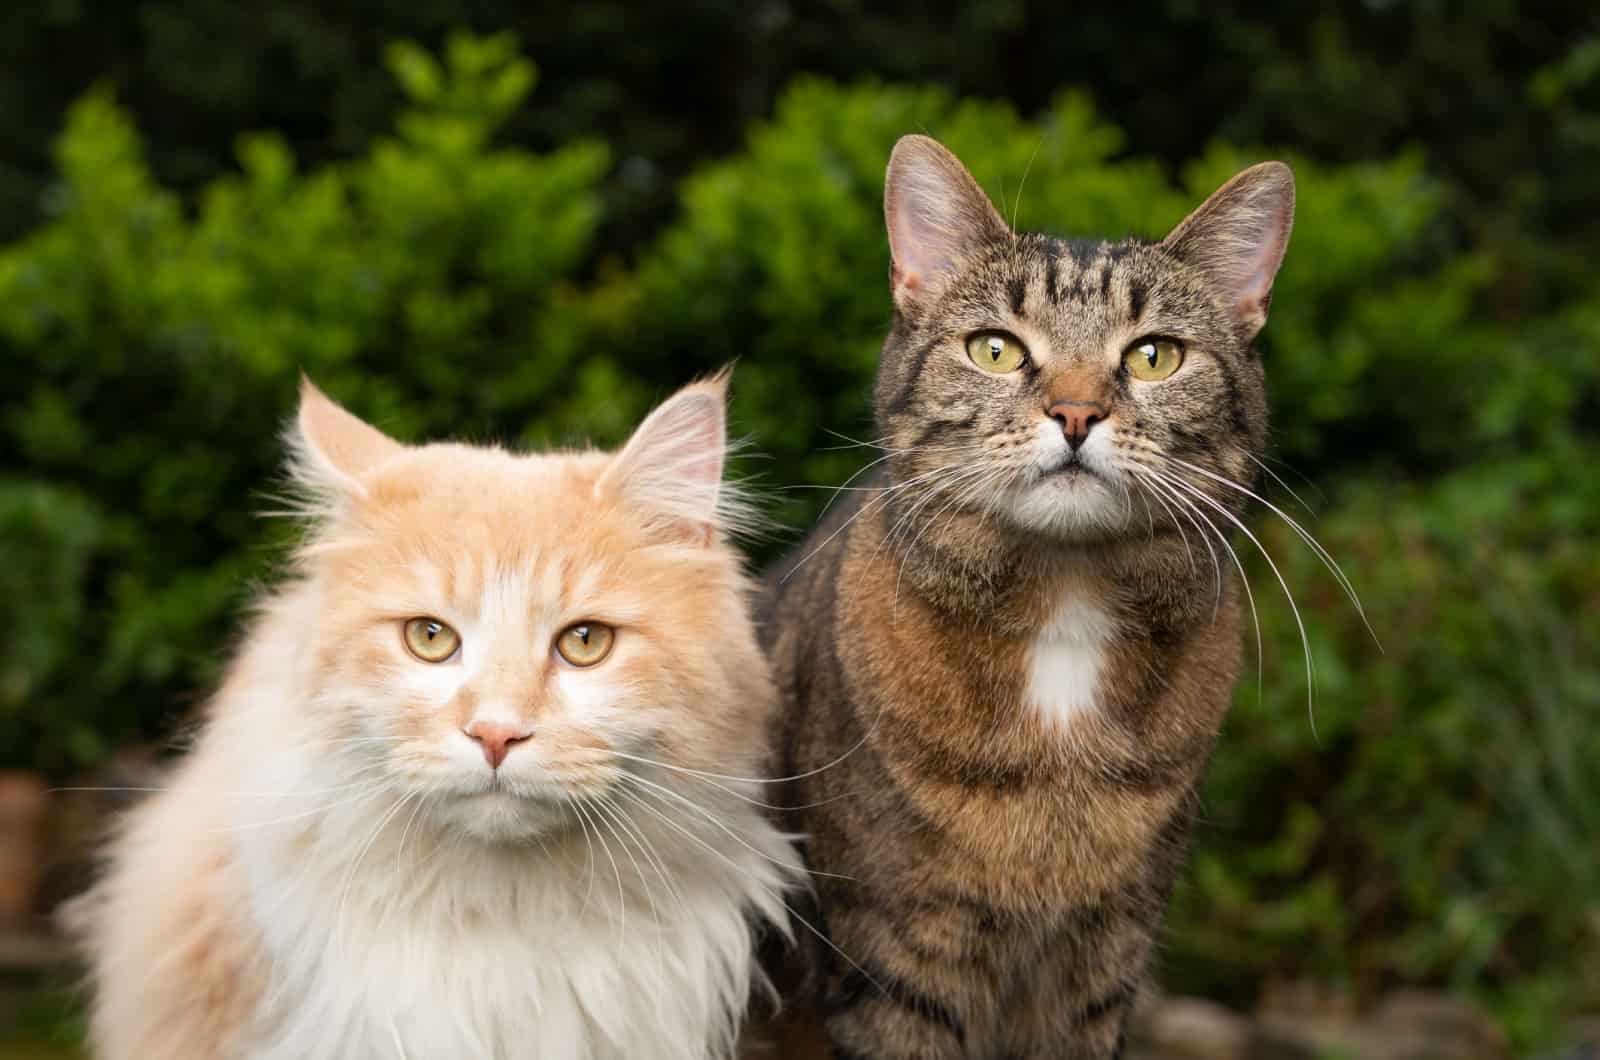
[1124,338,1184,381]
[965,331,1028,374]
[403,617,460,663]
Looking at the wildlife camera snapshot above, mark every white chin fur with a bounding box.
[426,787,575,841]
[1004,472,1128,537]
[1000,425,1131,538]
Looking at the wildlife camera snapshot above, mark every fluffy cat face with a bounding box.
[287,378,766,842]
[875,135,1293,543]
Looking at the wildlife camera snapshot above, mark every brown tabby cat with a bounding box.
[756,136,1294,1059]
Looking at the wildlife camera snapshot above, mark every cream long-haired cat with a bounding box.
[68,376,799,1060]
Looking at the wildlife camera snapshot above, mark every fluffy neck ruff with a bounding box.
[215,640,794,1060]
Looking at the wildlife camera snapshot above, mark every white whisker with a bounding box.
[1134,469,1263,695]
[573,800,627,949]
[1167,454,1379,649]
[1151,467,1319,740]
[623,773,847,882]
[333,789,416,959]
[1244,451,1317,516]
[609,784,883,1004]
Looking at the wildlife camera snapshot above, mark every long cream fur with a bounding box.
[69,378,798,1060]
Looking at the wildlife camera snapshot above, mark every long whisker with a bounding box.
[394,791,430,864]
[1134,469,1262,695]
[787,440,993,541]
[1010,134,1044,230]
[1150,468,1318,740]
[1128,467,1222,610]
[574,800,627,948]
[878,463,995,562]
[1167,454,1379,649]
[889,462,1017,617]
[623,773,849,882]
[590,794,670,1019]
[609,784,885,1003]
[1127,467,1201,581]
[209,774,396,835]
[602,750,853,812]
[334,789,417,959]
[1244,451,1317,516]
[817,428,892,451]
[798,451,898,517]
[572,796,599,919]
[816,428,988,457]
[51,747,402,803]
[596,793,684,912]
[780,458,983,583]
[605,742,874,789]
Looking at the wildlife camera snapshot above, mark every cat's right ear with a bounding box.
[290,376,405,499]
[884,134,1010,310]
[596,376,733,545]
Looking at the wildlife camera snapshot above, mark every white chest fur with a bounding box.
[232,784,789,1060]
[1025,594,1116,729]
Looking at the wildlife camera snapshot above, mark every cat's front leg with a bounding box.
[809,885,1007,1060]
[993,904,1150,1060]
[820,969,968,1060]
[996,998,1131,1060]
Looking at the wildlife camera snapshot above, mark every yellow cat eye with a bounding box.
[1123,338,1184,381]
[556,622,615,667]
[965,331,1028,374]
[403,617,460,663]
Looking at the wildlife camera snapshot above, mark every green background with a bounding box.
[2,4,1597,1052]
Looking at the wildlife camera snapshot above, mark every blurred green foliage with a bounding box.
[1,33,614,770]
[3,30,1596,1051]
[2,4,1595,322]
[1177,452,1600,1046]
[0,979,83,1060]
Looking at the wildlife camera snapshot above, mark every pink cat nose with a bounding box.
[464,721,533,769]
[1047,400,1108,451]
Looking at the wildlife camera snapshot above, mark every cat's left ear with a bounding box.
[291,376,406,498]
[597,376,730,544]
[1160,162,1295,338]
[884,135,1011,310]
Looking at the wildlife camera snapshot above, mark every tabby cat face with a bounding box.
[874,136,1293,543]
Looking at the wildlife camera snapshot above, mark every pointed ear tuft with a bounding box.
[597,376,733,544]
[1160,161,1295,338]
[885,134,1010,309]
[290,376,405,499]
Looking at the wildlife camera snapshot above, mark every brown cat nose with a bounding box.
[1047,400,1108,451]
[464,720,533,769]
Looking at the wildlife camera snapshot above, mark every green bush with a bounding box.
[3,32,1595,1050]
[1169,447,1600,1044]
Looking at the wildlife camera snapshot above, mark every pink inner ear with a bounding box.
[599,383,728,536]
[1159,162,1294,334]
[889,177,973,288]
[296,379,404,488]
[695,446,723,483]
[887,196,933,289]
[1225,221,1290,330]
[891,262,923,294]
[884,136,1009,301]
[1238,259,1277,315]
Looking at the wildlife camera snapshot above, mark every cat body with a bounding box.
[71,379,799,1060]
[759,137,1294,1058]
